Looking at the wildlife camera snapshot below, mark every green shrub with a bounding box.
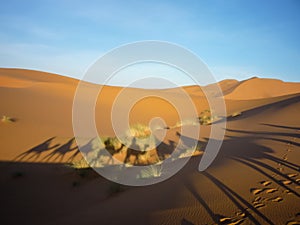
[69,158,90,169]
[198,110,218,125]
[126,123,151,139]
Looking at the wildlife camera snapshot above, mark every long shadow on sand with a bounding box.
[14,137,60,161]
[219,125,300,196]
[15,137,80,162]
[213,94,300,125]
[184,171,274,225]
[43,138,78,162]
[10,123,300,224]
[182,123,300,224]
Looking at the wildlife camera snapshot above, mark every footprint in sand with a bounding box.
[265,188,278,194]
[270,196,283,202]
[260,181,272,186]
[254,196,262,202]
[219,212,245,225]
[253,202,265,209]
[282,180,292,185]
[235,211,246,218]
[219,217,232,223]
[286,212,300,225]
[250,188,264,195]
[287,173,298,178]
[286,221,300,225]
[228,219,244,225]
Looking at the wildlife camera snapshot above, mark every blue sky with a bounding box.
[0,0,299,85]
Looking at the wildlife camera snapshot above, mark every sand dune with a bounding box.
[0,68,296,161]
[224,77,300,100]
[0,68,300,225]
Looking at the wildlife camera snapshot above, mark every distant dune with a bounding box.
[0,68,300,225]
[223,77,300,99]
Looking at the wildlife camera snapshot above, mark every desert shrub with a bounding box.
[81,137,124,167]
[179,148,194,158]
[179,142,203,158]
[195,142,203,152]
[138,164,162,178]
[231,111,242,117]
[124,123,157,153]
[126,123,151,139]
[66,158,92,179]
[175,118,199,128]
[69,158,90,169]
[198,110,218,125]
[1,115,15,123]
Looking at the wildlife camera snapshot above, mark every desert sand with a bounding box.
[0,68,300,225]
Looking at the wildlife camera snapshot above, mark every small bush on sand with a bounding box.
[67,158,92,178]
[138,163,163,178]
[124,123,157,155]
[126,123,151,139]
[175,118,199,128]
[179,142,203,158]
[100,136,124,150]
[178,142,204,158]
[1,115,15,123]
[69,158,90,169]
[231,111,242,117]
[198,110,218,125]
[179,148,194,158]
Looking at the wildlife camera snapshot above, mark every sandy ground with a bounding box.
[0,68,300,225]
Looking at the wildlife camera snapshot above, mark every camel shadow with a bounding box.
[156,140,176,161]
[14,137,59,161]
[124,137,149,165]
[86,137,125,166]
[43,138,78,162]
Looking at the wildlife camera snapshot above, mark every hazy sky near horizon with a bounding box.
[0,0,299,86]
